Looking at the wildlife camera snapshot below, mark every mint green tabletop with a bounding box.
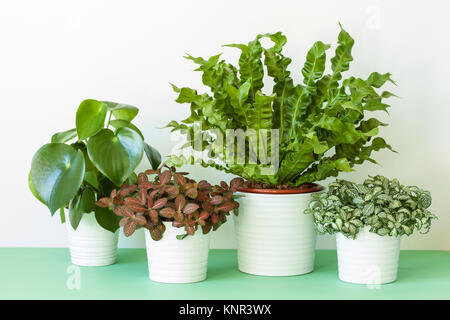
[0,249,449,300]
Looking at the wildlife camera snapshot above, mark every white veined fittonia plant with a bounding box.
[305,175,437,239]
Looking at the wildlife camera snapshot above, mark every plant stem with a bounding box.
[106,111,112,128]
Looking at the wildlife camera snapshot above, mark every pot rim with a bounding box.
[237,183,324,195]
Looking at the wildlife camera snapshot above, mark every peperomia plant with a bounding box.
[305,175,437,239]
[96,165,244,240]
[167,25,396,187]
[29,99,161,232]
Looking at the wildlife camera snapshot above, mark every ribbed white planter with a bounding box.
[234,187,322,276]
[336,227,401,284]
[65,212,119,267]
[145,221,211,283]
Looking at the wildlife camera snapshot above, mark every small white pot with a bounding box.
[234,187,321,276]
[336,227,401,284]
[65,212,119,267]
[145,221,211,283]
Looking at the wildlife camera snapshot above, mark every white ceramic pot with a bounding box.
[234,187,322,276]
[145,221,211,283]
[65,212,119,267]
[336,227,401,284]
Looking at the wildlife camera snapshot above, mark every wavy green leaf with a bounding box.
[102,101,139,122]
[51,128,77,143]
[76,99,108,141]
[31,143,85,214]
[109,119,144,140]
[87,127,143,186]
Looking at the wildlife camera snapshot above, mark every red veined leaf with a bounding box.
[138,181,153,190]
[110,189,117,199]
[197,219,206,227]
[192,211,199,220]
[210,195,223,205]
[124,221,136,237]
[211,213,218,224]
[165,185,179,195]
[196,191,208,202]
[114,206,124,216]
[126,203,147,213]
[202,202,213,212]
[220,181,229,190]
[149,209,159,223]
[187,219,195,227]
[175,194,186,211]
[138,172,148,183]
[149,209,158,219]
[122,206,135,218]
[185,187,198,199]
[149,189,159,199]
[198,180,212,190]
[230,177,244,191]
[217,202,236,212]
[134,215,147,226]
[145,169,156,175]
[214,186,226,193]
[159,207,175,218]
[119,216,130,227]
[172,221,184,228]
[150,227,163,241]
[186,226,195,236]
[199,210,210,220]
[159,170,172,185]
[223,191,233,201]
[124,197,141,206]
[139,189,147,205]
[183,203,200,214]
[174,211,184,223]
[152,198,167,209]
[96,197,112,208]
[173,173,186,186]
[146,196,153,209]
[202,221,212,234]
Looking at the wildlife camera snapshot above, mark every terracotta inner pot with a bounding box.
[237,183,324,194]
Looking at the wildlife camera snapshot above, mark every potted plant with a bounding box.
[167,25,396,276]
[306,175,437,284]
[97,165,243,283]
[29,99,161,266]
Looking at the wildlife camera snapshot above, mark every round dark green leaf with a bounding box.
[87,127,144,186]
[94,206,121,233]
[144,143,162,170]
[76,99,108,141]
[81,187,96,213]
[31,143,85,214]
[102,101,139,122]
[69,193,84,229]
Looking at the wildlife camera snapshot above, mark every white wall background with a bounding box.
[0,0,449,250]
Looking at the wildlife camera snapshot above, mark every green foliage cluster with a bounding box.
[168,25,397,187]
[305,175,437,239]
[29,99,161,232]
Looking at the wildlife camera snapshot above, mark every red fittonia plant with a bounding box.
[96,165,244,240]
